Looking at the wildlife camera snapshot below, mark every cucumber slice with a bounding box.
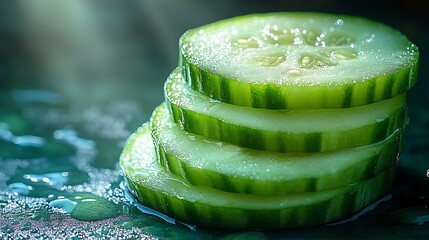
[179,12,418,109]
[151,103,401,195]
[120,123,395,230]
[165,69,406,152]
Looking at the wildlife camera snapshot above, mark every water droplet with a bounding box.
[187,134,196,141]
[203,100,220,112]
[8,182,33,196]
[209,98,221,103]
[122,183,176,225]
[221,144,241,152]
[12,135,45,147]
[23,172,69,185]
[365,34,376,43]
[49,198,77,214]
[293,37,303,45]
[49,193,121,221]
[335,18,344,26]
[262,25,295,45]
[272,24,279,31]
[202,139,223,147]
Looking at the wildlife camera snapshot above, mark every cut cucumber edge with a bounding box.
[179,12,419,109]
[181,58,417,109]
[120,123,395,230]
[165,69,407,153]
[151,102,401,195]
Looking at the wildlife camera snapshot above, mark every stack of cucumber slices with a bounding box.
[120,12,419,230]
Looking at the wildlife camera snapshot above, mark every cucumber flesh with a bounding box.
[151,103,401,195]
[165,69,406,153]
[180,12,419,109]
[120,123,395,230]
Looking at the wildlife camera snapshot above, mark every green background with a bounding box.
[1,0,428,239]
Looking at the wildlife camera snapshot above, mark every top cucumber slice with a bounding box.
[180,12,419,109]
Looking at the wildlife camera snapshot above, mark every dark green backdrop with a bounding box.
[1,1,428,239]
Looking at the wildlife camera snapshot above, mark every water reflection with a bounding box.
[1,0,428,239]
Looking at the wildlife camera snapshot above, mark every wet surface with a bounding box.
[1,1,429,239]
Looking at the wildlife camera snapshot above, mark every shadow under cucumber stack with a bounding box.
[120,12,419,230]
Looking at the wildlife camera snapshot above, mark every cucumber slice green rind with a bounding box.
[120,123,395,230]
[182,60,417,109]
[179,12,419,109]
[165,69,407,153]
[151,103,401,195]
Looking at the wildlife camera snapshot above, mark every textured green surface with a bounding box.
[166,68,407,152]
[151,103,402,195]
[180,12,419,109]
[121,123,395,229]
